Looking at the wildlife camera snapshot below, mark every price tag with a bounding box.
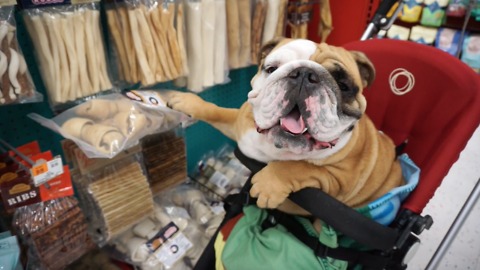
[31,157,64,186]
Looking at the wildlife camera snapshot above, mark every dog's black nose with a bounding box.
[288,67,320,84]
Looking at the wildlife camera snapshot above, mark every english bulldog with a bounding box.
[167,38,404,215]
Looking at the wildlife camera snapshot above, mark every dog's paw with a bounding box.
[249,168,291,209]
[165,91,206,119]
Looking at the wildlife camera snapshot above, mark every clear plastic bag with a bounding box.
[28,92,189,159]
[0,5,41,105]
[71,154,155,246]
[105,0,188,87]
[21,3,113,110]
[109,184,224,269]
[12,196,95,270]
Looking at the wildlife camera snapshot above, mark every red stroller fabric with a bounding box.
[344,39,480,214]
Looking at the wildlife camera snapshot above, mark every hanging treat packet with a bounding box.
[12,197,95,270]
[409,25,438,45]
[386,24,411,40]
[461,34,480,73]
[435,28,461,56]
[420,0,449,27]
[27,91,190,158]
[0,3,41,106]
[183,0,229,93]
[105,0,188,88]
[399,0,424,23]
[20,0,114,111]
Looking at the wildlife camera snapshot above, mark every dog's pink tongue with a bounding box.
[280,110,306,135]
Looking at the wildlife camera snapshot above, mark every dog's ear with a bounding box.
[259,37,286,62]
[350,51,376,88]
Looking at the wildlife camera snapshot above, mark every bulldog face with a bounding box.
[246,38,375,160]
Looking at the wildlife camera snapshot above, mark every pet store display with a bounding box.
[21,2,112,109]
[0,5,40,105]
[105,0,187,87]
[12,197,95,270]
[109,184,224,270]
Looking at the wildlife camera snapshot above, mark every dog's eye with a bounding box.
[338,82,349,91]
[265,66,278,74]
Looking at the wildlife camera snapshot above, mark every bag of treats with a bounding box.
[105,0,188,88]
[12,196,95,270]
[27,91,190,158]
[20,1,114,111]
[0,4,41,106]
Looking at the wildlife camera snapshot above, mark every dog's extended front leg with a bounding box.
[167,91,239,140]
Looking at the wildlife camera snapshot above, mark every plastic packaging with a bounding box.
[251,0,267,64]
[71,154,155,246]
[225,0,251,69]
[0,5,41,105]
[109,184,224,269]
[28,92,189,159]
[12,196,95,270]
[185,0,229,92]
[105,0,188,87]
[191,144,250,199]
[22,3,113,109]
[0,232,21,270]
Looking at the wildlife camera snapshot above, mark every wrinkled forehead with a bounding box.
[265,40,362,85]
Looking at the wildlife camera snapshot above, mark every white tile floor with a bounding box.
[408,126,480,270]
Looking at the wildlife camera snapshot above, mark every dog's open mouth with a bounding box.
[256,106,338,149]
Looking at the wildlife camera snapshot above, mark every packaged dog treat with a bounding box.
[21,2,113,110]
[461,34,480,73]
[72,154,155,246]
[435,28,461,56]
[0,5,41,106]
[251,0,267,64]
[398,0,424,23]
[409,25,438,45]
[12,196,95,270]
[28,92,189,159]
[109,184,223,269]
[105,0,188,87]
[184,0,229,92]
[386,24,411,40]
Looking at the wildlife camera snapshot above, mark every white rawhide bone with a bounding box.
[73,12,91,97]
[43,14,62,101]
[90,9,112,91]
[84,9,100,95]
[7,48,20,95]
[61,14,79,101]
[51,14,71,100]
[0,24,8,44]
[0,51,6,104]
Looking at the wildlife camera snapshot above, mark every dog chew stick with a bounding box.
[163,3,183,78]
[201,0,215,87]
[136,6,157,85]
[275,0,287,37]
[176,3,189,75]
[148,6,173,80]
[89,9,111,91]
[8,48,20,95]
[186,1,203,92]
[84,10,100,95]
[73,12,91,96]
[251,0,267,64]
[214,0,227,84]
[106,9,128,82]
[42,15,61,101]
[263,0,280,44]
[144,8,166,82]
[154,5,178,79]
[128,8,155,85]
[238,0,251,67]
[61,14,80,101]
[52,15,72,100]
[29,16,57,102]
[117,7,137,83]
[225,0,240,69]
